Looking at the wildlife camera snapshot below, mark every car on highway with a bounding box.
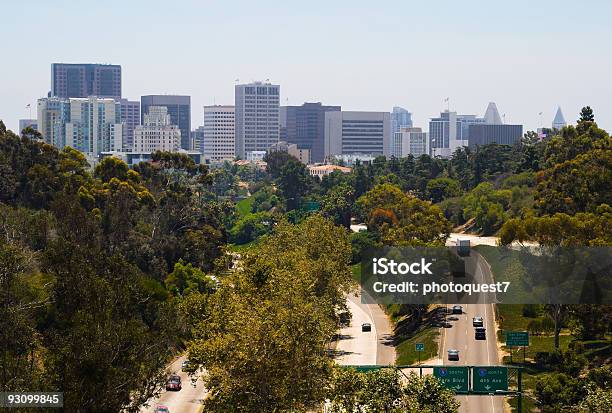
[447,349,460,361]
[154,406,170,413]
[165,375,182,391]
[361,323,372,332]
[472,316,484,327]
[475,326,486,340]
[451,305,463,314]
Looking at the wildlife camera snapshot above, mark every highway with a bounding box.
[441,241,507,413]
[335,291,396,366]
[139,356,205,413]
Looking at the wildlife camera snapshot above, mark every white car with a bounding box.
[472,316,484,327]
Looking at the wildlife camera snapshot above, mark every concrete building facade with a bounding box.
[118,99,140,151]
[234,81,280,159]
[391,127,429,158]
[133,106,181,153]
[141,95,191,150]
[203,105,235,163]
[324,111,391,159]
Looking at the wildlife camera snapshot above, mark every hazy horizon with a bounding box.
[2,0,611,133]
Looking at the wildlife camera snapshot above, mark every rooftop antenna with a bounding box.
[234,78,239,84]
[502,113,506,124]
[444,97,450,112]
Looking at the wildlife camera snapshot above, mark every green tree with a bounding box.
[426,177,462,203]
[326,368,459,413]
[188,216,353,413]
[321,184,354,228]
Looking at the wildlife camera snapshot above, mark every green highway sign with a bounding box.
[472,367,508,393]
[506,331,529,347]
[350,365,381,372]
[433,367,469,393]
[415,343,425,352]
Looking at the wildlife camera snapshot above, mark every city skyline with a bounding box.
[2,1,612,133]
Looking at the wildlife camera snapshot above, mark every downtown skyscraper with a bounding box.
[141,95,191,150]
[280,102,340,163]
[234,81,280,159]
[51,63,121,99]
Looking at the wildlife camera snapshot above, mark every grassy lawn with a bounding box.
[227,240,258,253]
[351,263,361,282]
[396,326,439,365]
[236,196,254,217]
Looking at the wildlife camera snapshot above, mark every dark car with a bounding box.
[472,316,484,327]
[165,375,182,391]
[154,406,170,413]
[448,349,460,361]
[475,327,486,340]
[452,305,463,315]
[361,323,372,332]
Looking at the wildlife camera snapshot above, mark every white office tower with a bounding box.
[235,81,280,159]
[324,111,391,159]
[484,102,503,124]
[133,106,181,153]
[67,98,123,157]
[552,107,566,130]
[391,127,429,158]
[203,105,235,163]
[429,111,485,158]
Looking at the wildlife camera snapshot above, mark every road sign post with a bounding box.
[433,367,469,394]
[415,343,424,365]
[506,332,529,365]
[506,331,529,346]
[472,367,509,393]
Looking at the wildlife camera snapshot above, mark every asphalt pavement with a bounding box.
[441,250,507,413]
[139,356,205,413]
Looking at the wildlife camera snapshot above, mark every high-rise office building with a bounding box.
[65,97,123,156]
[552,107,566,130]
[141,95,191,150]
[429,111,486,157]
[191,126,205,153]
[118,99,140,151]
[324,111,391,159]
[280,102,340,163]
[391,127,429,158]
[133,106,180,153]
[18,119,38,133]
[38,97,123,157]
[203,105,235,163]
[234,81,280,159]
[467,124,523,148]
[38,97,123,156]
[51,63,121,99]
[391,106,413,135]
[37,97,69,147]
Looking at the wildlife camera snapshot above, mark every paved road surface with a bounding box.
[336,292,396,366]
[441,252,506,413]
[140,356,205,413]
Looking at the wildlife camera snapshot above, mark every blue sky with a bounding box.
[2,0,611,132]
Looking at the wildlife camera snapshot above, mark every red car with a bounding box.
[165,375,182,391]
